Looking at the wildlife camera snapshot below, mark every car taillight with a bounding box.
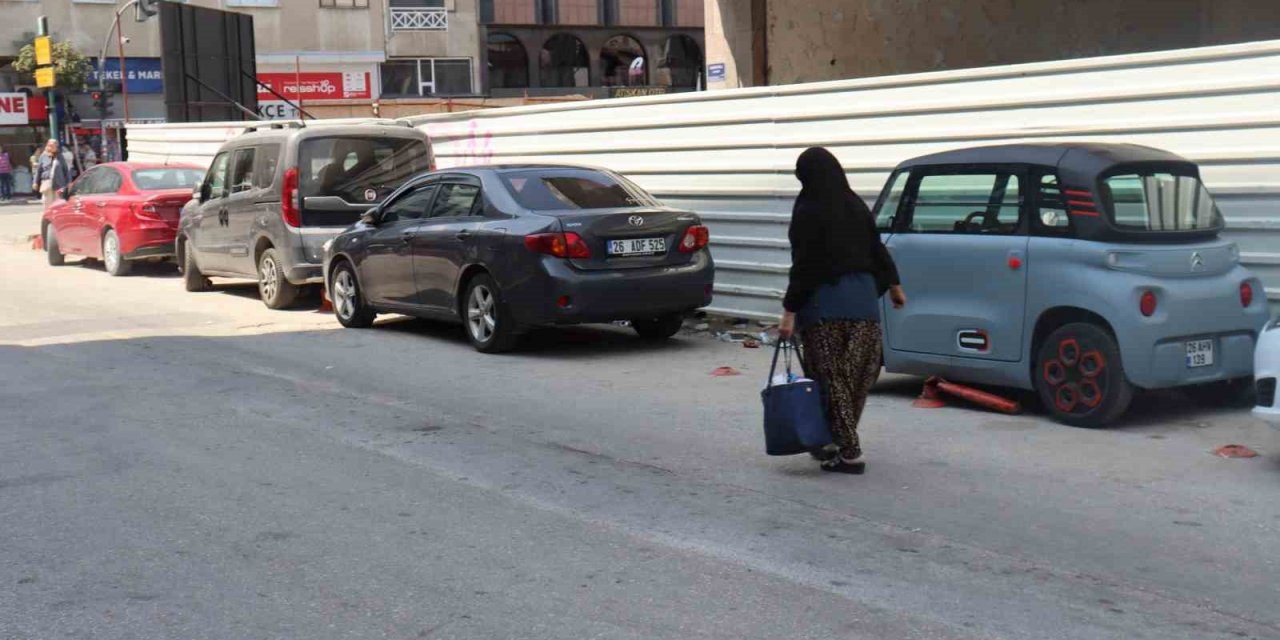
[1139,290,1157,317]
[679,225,710,253]
[281,167,301,228]
[524,232,590,259]
[132,202,162,220]
[1241,282,1254,307]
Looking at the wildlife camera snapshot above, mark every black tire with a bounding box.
[45,224,64,266]
[257,247,301,310]
[102,229,132,277]
[1034,322,1133,428]
[631,313,685,340]
[330,260,376,328]
[180,239,211,292]
[462,274,520,353]
[1183,377,1256,408]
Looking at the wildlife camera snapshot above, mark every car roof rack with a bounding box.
[239,118,413,135]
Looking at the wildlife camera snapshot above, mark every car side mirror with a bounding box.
[360,208,380,225]
[56,187,68,200]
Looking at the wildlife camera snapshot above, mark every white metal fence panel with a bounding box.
[130,39,1280,319]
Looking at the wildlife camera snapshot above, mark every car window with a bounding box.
[205,152,231,199]
[132,168,204,190]
[1103,172,1221,231]
[230,148,256,194]
[1035,173,1070,233]
[875,171,909,231]
[500,168,656,211]
[298,136,432,205]
[380,183,439,223]
[908,172,1021,234]
[428,183,481,218]
[70,169,101,196]
[254,144,281,189]
[95,168,123,194]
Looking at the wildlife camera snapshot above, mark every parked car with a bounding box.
[872,143,1270,427]
[42,162,204,276]
[178,121,433,309]
[323,165,715,352]
[1255,318,1280,427]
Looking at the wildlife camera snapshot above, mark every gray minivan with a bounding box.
[177,121,434,308]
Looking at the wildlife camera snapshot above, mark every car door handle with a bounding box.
[95,200,107,207]
[455,230,473,241]
[400,230,414,243]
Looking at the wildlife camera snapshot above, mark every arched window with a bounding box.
[540,34,590,88]
[659,34,701,88]
[487,33,529,89]
[601,35,646,87]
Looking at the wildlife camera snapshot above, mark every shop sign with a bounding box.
[88,58,165,94]
[256,72,372,102]
[0,93,32,125]
[257,101,300,120]
[610,86,670,98]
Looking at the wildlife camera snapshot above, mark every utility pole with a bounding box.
[36,16,58,146]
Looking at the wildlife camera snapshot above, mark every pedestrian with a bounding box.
[0,144,13,202]
[80,143,98,169]
[33,139,72,211]
[777,147,907,474]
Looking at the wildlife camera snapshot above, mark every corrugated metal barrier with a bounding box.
[130,39,1280,320]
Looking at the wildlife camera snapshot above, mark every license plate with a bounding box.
[1185,339,1214,368]
[607,237,666,256]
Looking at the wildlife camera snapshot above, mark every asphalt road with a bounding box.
[2,203,1278,640]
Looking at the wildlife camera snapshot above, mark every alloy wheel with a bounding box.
[333,269,357,321]
[467,284,496,343]
[259,255,280,302]
[104,232,121,273]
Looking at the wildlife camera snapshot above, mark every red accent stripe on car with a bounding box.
[1064,189,1093,198]
[1070,209,1101,217]
[1066,199,1096,208]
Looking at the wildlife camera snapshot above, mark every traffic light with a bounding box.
[136,0,160,21]
[91,90,113,115]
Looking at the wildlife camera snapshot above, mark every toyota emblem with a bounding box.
[363,188,378,202]
[628,215,645,227]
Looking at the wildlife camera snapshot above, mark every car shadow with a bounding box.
[211,281,326,313]
[370,315,700,358]
[72,258,180,279]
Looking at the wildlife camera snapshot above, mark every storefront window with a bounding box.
[488,34,530,89]
[540,34,590,88]
[380,59,474,97]
[658,34,701,88]
[601,35,646,86]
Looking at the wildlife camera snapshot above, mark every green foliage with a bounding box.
[11,39,90,91]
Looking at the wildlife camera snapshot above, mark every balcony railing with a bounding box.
[390,7,448,30]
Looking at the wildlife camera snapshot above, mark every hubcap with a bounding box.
[467,285,496,343]
[1043,337,1107,414]
[333,269,357,320]
[104,233,120,272]
[260,256,279,301]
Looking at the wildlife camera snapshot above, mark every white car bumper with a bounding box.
[1255,320,1280,427]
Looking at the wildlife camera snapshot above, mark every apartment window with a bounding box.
[320,0,369,7]
[226,0,279,6]
[381,59,474,97]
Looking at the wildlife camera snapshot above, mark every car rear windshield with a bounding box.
[132,168,204,190]
[500,169,657,211]
[1103,172,1222,232]
[299,136,431,205]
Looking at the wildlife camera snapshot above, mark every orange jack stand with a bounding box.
[914,376,1023,415]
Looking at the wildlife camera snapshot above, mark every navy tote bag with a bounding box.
[760,340,833,456]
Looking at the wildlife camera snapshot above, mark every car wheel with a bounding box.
[45,224,64,266]
[1183,377,1256,408]
[257,247,300,309]
[463,274,520,353]
[632,313,684,340]
[102,229,132,277]
[331,261,376,328]
[181,239,211,292]
[1034,322,1133,428]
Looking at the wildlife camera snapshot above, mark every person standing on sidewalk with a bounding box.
[0,144,13,202]
[33,140,71,211]
[777,147,906,474]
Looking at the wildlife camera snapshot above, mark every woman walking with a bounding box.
[777,147,906,474]
[33,140,71,211]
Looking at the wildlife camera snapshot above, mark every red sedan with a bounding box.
[42,162,205,276]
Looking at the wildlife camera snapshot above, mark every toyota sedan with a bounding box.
[323,165,715,352]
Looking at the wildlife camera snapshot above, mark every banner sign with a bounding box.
[0,93,49,125]
[88,58,165,93]
[255,72,371,102]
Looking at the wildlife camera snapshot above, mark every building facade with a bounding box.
[480,0,704,98]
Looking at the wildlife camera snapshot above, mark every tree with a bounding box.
[11,37,90,92]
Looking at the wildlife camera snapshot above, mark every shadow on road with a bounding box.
[368,315,699,358]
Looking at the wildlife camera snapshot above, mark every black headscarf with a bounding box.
[795,146,855,209]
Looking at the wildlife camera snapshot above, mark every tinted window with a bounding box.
[429,183,480,218]
[380,184,438,223]
[205,152,231,199]
[132,168,204,190]
[230,148,256,194]
[501,169,656,211]
[254,144,281,188]
[1035,173,1070,232]
[1103,172,1221,231]
[909,172,1021,234]
[298,136,431,205]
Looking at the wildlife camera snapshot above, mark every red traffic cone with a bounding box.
[912,377,946,408]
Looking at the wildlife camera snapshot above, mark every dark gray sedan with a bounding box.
[322,165,715,352]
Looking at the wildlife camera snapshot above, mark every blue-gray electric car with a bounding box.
[873,143,1269,426]
[323,165,715,352]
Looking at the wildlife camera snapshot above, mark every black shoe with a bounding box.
[820,457,866,474]
[808,445,838,462]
